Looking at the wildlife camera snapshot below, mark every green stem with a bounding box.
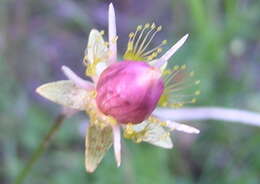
[14,114,66,184]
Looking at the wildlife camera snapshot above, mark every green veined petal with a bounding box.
[85,124,113,172]
[84,29,108,77]
[36,80,89,110]
[141,121,173,149]
[124,121,173,149]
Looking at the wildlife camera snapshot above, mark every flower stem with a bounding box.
[14,114,66,184]
[155,107,260,127]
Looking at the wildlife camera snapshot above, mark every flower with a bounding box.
[36,3,200,173]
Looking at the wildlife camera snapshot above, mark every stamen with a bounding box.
[163,65,182,85]
[85,91,119,129]
[142,40,167,56]
[133,23,150,53]
[137,23,157,53]
[159,65,200,108]
[123,23,167,61]
[123,122,152,144]
[100,30,105,35]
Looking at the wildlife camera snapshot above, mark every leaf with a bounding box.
[131,121,173,149]
[36,80,89,110]
[85,124,113,172]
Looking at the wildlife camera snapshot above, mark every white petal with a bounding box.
[166,120,200,134]
[85,124,113,172]
[131,121,173,149]
[36,80,89,110]
[61,65,94,90]
[86,29,108,64]
[95,62,108,76]
[108,3,117,64]
[151,34,189,71]
[84,29,108,81]
[112,125,121,167]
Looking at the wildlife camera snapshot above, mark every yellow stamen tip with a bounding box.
[137,25,142,30]
[100,30,105,35]
[157,48,162,53]
[129,32,134,38]
[157,26,162,31]
[162,40,168,44]
[151,23,156,29]
[145,23,150,28]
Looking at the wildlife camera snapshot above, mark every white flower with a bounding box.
[36,3,199,173]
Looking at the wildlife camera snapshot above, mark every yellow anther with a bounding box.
[178,103,184,107]
[162,102,168,107]
[137,25,142,30]
[157,26,162,31]
[160,121,168,127]
[163,69,171,75]
[148,116,156,123]
[157,48,162,53]
[100,30,105,35]
[144,23,150,28]
[123,131,132,139]
[106,116,117,125]
[112,36,118,43]
[190,71,195,76]
[90,91,97,98]
[162,40,168,44]
[135,138,143,143]
[151,23,156,29]
[152,52,157,57]
[129,32,134,38]
[191,98,197,103]
[147,56,153,61]
[126,124,134,134]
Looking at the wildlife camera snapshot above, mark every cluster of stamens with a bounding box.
[159,64,201,108]
[123,23,167,61]
[123,116,172,143]
[85,90,117,129]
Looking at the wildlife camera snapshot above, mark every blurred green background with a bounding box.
[1,0,260,183]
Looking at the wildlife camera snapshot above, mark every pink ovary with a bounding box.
[96,61,164,124]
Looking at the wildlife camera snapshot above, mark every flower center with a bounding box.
[95,61,164,124]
